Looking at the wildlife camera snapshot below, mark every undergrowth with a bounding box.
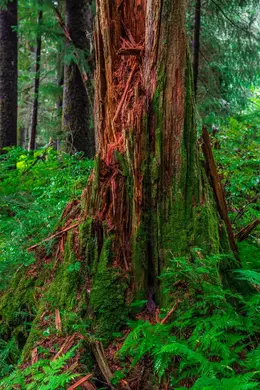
[0,346,79,389]
[119,252,260,389]
[0,147,93,289]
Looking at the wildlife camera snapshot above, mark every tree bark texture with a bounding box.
[62,0,95,157]
[29,7,43,150]
[0,0,18,149]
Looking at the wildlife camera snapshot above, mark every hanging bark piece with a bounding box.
[202,126,238,254]
[235,219,260,242]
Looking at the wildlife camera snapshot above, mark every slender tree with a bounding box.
[28,1,43,150]
[62,0,95,157]
[0,0,18,150]
[193,0,201,97]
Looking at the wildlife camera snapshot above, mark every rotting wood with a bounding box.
[202,126,238,255]
[91,342,114,387]
[235,219,260,242]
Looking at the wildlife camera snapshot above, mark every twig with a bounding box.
[161,300,181,325]
[27,222,80,251]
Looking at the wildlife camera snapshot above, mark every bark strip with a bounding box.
[202,126,238,254]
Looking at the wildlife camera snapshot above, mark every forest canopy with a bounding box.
[0,0,259,389]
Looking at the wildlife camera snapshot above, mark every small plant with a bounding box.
[0,347,79,390]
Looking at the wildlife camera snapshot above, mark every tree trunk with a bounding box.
[28,5,43,150]
[62,0,95,157]
[0,0,18,150]
[193,0,201,97]
[0,0,244,386]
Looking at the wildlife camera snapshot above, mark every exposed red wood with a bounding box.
[55,309,62,333]
[235,219,260,242]
[113,62,137,124]
[31,347,38,365]
[202,126,238,255]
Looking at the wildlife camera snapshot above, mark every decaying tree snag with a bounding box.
[0,1,247,388]
[235,219,260,242]
[202,126,238,255]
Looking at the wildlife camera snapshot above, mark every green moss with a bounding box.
[79,218,99,275]
[46,232,80,311]
[90,235,128,342]
[132,221,149,300]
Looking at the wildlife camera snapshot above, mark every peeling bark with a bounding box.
[235,219,260,242]
[202,126,238,255]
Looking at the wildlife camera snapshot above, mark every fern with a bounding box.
[119,252,260,388]
[0,347,79,390]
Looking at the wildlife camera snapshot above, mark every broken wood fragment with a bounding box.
[55,309,62,333]
[67,374,94,390]
[161,300,181,325]
[91,342,114,387]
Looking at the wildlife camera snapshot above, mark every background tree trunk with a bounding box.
[0,0,18,150]
[193,0,201,97]
[62,0,95,157]
[28,4,43,150]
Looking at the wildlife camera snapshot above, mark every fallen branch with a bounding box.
[67,374,93,390]
[52,334,76,361]
[235,219,260,242]
[161,300,181,325]
[27,222,80,251]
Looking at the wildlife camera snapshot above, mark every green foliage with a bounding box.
[0,147,93,289]
[0,346,79,389]
[213,99,260,237]
[119,252,260,388]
